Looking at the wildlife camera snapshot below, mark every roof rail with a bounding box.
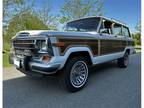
[111,18,126,25]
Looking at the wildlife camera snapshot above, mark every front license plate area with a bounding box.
[14,59,20,68]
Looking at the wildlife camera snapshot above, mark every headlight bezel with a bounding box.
[36,40,47,52]
[41,41,47,51]
[36,38,54,56]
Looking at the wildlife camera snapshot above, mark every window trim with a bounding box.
[122,26,131,37]
[98,18,113,35]
[112,23,123,36]
[66,17,101,32]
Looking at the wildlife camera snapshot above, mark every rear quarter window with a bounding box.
[122,27,130,37]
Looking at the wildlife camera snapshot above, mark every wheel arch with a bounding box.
[60,47,94,69]
[124,47,131,55]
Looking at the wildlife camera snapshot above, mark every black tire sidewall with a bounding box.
[64,57,89,92]
[118,52,129,68]
[124,52,129,66]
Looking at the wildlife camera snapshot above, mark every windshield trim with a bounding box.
[65,17,101,33]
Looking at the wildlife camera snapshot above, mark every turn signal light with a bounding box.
[53,42,65,47]
[42,55,51,62]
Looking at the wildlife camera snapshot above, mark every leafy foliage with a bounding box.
[132,33,141,46]
[3,0,57,43]
[3,0,25,17]
[5,11,48,42]
[135,21,141,32]
[132,21,141,46]
[60,0,104,23]
[36,4,58,30]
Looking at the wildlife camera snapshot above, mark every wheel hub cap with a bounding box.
[70,61,88,88]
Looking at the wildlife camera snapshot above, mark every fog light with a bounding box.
[42,55,51,62]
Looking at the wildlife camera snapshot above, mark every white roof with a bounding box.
[67,16,127,27]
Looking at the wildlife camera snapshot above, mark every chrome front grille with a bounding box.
[13,39,36,49]
[15,49,33,58]
[12,37,54,57]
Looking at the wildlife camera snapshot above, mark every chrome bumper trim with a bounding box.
[29,61,60,74]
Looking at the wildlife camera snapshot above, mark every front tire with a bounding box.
[61,57,89,92]
[117,52,129,68]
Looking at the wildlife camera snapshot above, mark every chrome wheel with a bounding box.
[70,61,88,88]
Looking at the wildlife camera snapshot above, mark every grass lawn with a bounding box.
[3,42,12,67]
[3,52,12,67]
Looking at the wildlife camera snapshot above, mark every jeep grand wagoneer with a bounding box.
[9,16,135,92]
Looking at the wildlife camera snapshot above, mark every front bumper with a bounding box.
[10,55,61,75]
[29,61,60,74]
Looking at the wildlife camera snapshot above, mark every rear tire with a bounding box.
[117,52,129,68]
[59,56,90,92]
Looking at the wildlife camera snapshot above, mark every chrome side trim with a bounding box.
[93,52,124,65]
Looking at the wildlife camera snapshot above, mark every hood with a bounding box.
[16,30,99,38]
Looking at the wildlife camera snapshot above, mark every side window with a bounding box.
[113,24,122,36]
[99,20,112,35]
[122,27,130,37]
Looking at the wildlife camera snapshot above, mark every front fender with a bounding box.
[50,47,94,69]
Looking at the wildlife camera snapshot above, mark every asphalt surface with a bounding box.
[3,54,141,108]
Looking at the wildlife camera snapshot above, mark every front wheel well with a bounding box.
[66,51,93,66]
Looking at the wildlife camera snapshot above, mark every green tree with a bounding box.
[5,11,48,42]
[3,0,24,17]
[3,0,25,33]
[36,4,58,30]
[60,0,104,23]
[132,33,141,46]
[135,21,141,32]
[132,21,141,46]
[3,0,34,34]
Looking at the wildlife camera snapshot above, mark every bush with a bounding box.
[132,33,141,46]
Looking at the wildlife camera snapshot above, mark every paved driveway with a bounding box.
[3,54,141,108]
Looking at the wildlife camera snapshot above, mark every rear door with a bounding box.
[122,26,134,46]
[112,23,127,53]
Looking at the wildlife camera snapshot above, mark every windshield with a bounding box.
[65,17,100,32]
